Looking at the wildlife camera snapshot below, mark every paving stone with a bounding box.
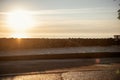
[62,70,120,80]
[0,74,61,80]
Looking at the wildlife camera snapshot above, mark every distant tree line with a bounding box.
[0,38,119,51]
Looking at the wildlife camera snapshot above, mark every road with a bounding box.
[0,58,120,74]
[0,46,120,80]
[0,58,120,80]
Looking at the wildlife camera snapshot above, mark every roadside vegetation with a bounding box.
[0,38,119,51]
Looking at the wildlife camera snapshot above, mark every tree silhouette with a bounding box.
[114,0,120,20]
[118,9,120,19]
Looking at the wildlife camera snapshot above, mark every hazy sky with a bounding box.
[0,0,120,38]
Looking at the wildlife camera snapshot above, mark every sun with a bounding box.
[6,9,35,38]
[6,9,35,32]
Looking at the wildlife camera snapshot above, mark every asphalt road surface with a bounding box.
[0,58,120,80]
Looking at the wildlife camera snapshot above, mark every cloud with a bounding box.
[30,8,116,15]
[0,12,8,15]
[0,7,116,15]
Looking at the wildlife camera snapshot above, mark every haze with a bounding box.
[0,0,120,38]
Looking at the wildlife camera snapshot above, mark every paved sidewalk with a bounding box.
[0,69,120,80]
[0,64,120,80]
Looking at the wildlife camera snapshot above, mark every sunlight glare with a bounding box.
[10,33,28,38]
[7,9,35,31]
